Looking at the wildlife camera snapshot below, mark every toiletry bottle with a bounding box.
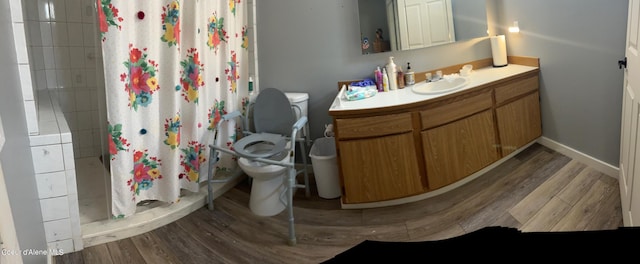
[405,62,415,85]
[374,66,383,92]
[396,65,405,89]
[386,56,398,90]
[382,68,389,92]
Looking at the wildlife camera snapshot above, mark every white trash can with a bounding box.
[309,137,341,199]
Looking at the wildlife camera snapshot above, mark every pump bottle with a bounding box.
[386,56,398,90]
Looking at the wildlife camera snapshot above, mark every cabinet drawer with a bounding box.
[420,91,492,130]
[495,75,539,105]
[336,112,413,140]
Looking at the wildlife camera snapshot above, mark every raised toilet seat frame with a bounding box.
[206,88,310,246]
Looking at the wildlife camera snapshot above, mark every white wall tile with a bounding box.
[65,0,82,22]
[29,132,60,147]
[19,64,35,101]
[89,89,98,106]
[50,0,67,22]
[38,107,56,123]
[24,0,40,21]
[35,70,47,90]
[62,143,75,169]
[12,22,29,64]
[76,111,91,130]
[71,68,86,87]
[56,70,73,89]
[58,91,76,112]
[85,68,97,88]
[36,171,68,199]
[66,192,83,251]
[64,111,77,130]
[56,112,72,136]
[65,169,77,195]
[52,22,69,46]
[40,196,70,221]
[37,0,52,21]
[81,0,95,24]
[66,23,83,46]
[78,147,96,157]
[54,46,70,69]
[46,69,59,88]
[31,46,45,70]
[91,111,101,129]
[60,130,72,144]
[75,91,91,111]
[90,127,100,145]
[27,21,43,46]
[39,119,60,135]
[43,218,73,242]
[40,22,53,46]
[24,100,39,135]
[68,46,85,68]
[31,144,64,173]
[77,129,92,148]
[83,48,96,69]
[82,23,95,47]
[47,239,74,255]
[42,46,56,69]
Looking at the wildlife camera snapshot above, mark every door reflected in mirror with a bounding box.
[358,0,489,55]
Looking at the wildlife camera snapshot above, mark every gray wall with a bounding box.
[452,0,489,41]
[257,0,627,167]
[498,0,627,166]
[0,0,47,262]
[256,0,492,140]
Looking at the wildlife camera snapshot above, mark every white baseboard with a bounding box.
[537,137,619,179]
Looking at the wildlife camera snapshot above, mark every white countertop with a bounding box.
[330,64,539,113]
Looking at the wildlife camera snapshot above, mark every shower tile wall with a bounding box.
[24,0,105,158]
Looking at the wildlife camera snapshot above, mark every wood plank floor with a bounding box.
[55,143,623,264]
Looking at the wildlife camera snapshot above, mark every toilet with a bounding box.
[238,92,309,217]
[238,143,290,216]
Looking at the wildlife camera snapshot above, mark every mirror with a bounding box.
[358,0,488,54]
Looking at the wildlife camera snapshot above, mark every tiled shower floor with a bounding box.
[76,156,109,224]
[76,156,163,225]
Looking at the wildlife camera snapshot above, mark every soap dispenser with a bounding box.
[405,62,415,85]
[386,56,398,90]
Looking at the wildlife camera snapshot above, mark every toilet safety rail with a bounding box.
[207,110,308,246]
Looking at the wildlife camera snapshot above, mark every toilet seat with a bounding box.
[233,133,286,159]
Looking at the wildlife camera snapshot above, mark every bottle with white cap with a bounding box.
[386,56,398,90]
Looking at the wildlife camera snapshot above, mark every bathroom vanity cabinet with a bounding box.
[334,112,424,203]
[330,57,541,207]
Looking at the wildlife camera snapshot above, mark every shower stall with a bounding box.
[18,0,257,251]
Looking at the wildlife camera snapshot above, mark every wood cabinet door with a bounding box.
[496,91,542,156]
[339,132,424,204]
[422,110,499,190]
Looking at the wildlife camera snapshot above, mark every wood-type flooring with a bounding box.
[54,143,623,264]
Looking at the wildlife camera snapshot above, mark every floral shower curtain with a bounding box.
[98,0,248,218]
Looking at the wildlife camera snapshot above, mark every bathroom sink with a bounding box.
[412,76,468,95]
